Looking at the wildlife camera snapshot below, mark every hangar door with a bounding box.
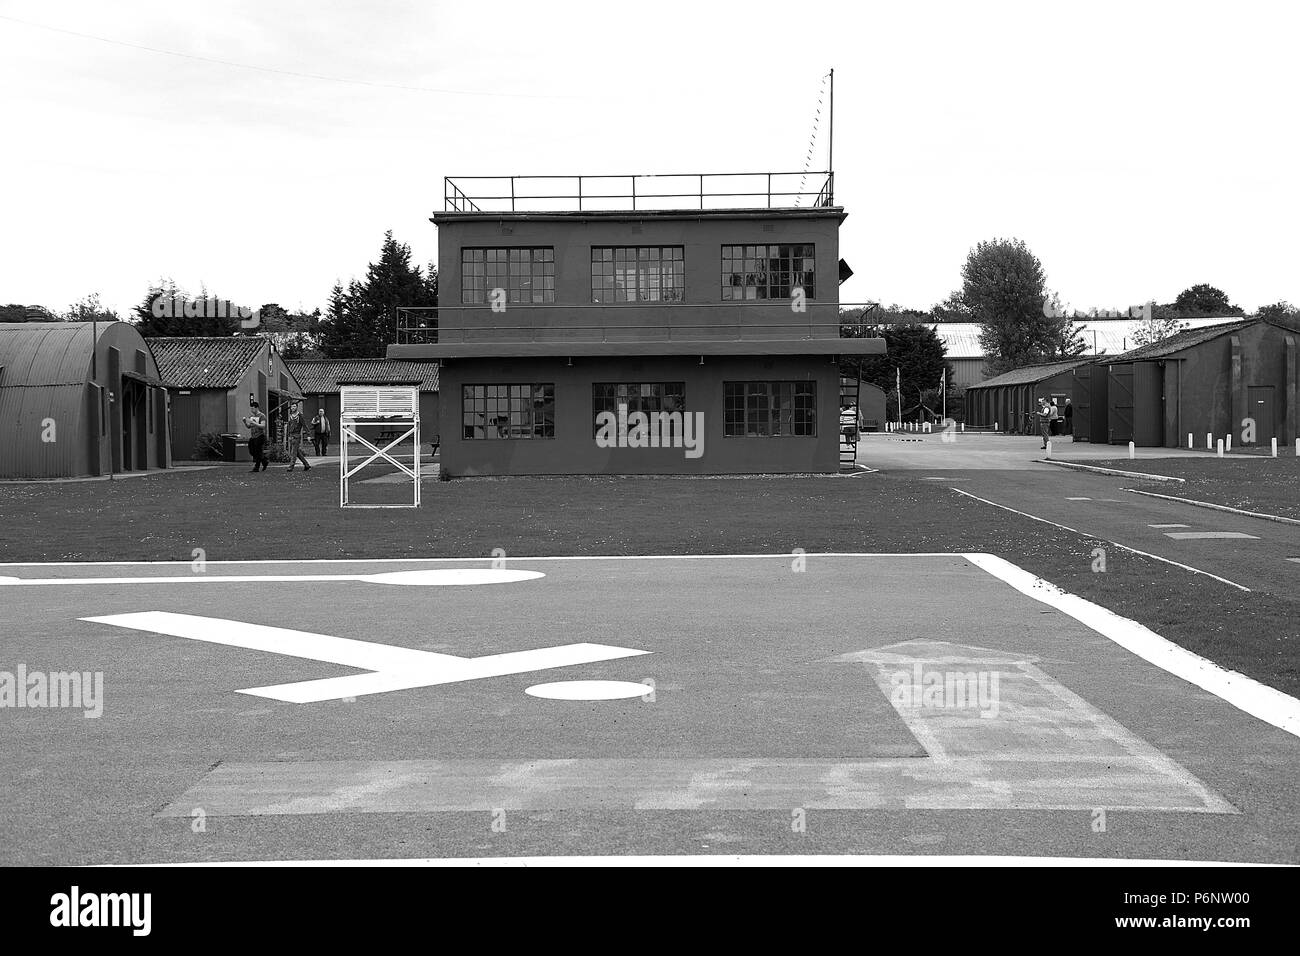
[1107,364,1133,444]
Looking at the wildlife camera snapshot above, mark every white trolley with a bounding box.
[339,385,420,508]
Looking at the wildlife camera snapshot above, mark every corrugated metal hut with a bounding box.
[0,321,170,479]
[964,358,1093,433]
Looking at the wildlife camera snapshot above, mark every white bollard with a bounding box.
[1296,437,1299,457]
[1045,440,1052,458]
[1217,439,1224,458]
[960,423,965,433]
[1187,432,1193,449]
[1272,437,1278,458]
[1128,441,1135,459]
[1226,434,1232,451]
[994,421,999,432]
[1206,433,1213,451]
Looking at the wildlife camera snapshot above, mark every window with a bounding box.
[721,244,815,300]
[461,248,555,304]
[724,381,817,437]
[462,384,555,439]
[591,247,684,303]
[591,382,686,436]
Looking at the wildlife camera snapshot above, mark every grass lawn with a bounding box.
[1093,456,1300,520]
[2,464,1297,695]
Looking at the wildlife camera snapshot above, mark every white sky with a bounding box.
[1,0,1296,317]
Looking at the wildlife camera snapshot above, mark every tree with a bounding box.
[1256,300,1299,322]
[0,304,28,323]
[131,280,240,336]
[930,290,972,322]
[856,322,952,420]
[62,293,119,323]
[1171,284,1243,317]
[256,303,321,359]
[962,238,1061,375]
[1132,313,1189,347]
[317,232,436,358]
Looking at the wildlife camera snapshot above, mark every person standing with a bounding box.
[1064,398,1074,436]
[242,399,269,472]
[1036,398,1053,450]
[286,401,311,471]
[314,407,331,456]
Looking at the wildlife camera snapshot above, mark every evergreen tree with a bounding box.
[317,232,436,358]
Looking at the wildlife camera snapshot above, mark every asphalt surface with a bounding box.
[1,555,1297,863]
[860,433,1300,604]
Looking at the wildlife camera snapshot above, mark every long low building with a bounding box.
[1072,317,1299,448]
[966,317,1300,448]
[934,317,1241,389]
[287,359,439,441]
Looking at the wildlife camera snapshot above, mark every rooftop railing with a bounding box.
[443,171,835,213]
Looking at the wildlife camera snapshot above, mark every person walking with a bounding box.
[1036,398,1053,450]
[242,399,269,472]
[286,401,311,471]
[1064,398,1074,436]
[313,408,331,456]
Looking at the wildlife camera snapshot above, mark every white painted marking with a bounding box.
[1065,497,1092,501]
[0,568,545,587]
[80,611,649,703]
[136,855,1277,868]
[1148,524,1190,529]
[1124,488,1300,526]
[1164,532,1259,540]
[963,553,1300,740]
[1288,558,1300,564]
[950,488,1251,591]
[524,680,650,701]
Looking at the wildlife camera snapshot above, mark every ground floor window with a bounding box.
[591,382,685,435]
[462,384,555,439]
[724,381,817,437]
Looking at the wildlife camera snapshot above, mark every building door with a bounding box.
[1108,364,1134,444]
[1246,386,1275,445]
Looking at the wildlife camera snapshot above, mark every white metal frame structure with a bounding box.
[339,385,420,508]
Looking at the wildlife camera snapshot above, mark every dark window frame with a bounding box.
[461,247,556,305]
[461,383,556,440]
[720,244,816,301]
[591,382,687,437]
[590,246,685,303]
[723,380,817,437]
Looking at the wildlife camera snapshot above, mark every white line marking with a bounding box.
[950,488,1251,592]
[0,553,967,568]
[0,568,545,587]
[80,611,649,703]
[1149,524,1190,529]
[125,855,1282,868]
[1065,497,1092,501]
[1125,487,1300,526]
[1288,558,1300,564]
[962,553,1300,740]
[1164,532,1259,540]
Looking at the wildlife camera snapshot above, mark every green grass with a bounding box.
[2,464,1297,695]
[1093,456,1300,520]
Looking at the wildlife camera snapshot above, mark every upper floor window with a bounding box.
[461,248,555,304]
[591,247,684,303]
[721,244,815,300]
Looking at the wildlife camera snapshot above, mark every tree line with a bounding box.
[0,231,437,360]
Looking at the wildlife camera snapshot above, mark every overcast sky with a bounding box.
[1,0,1296,318]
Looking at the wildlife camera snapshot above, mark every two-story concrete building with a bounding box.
[388,172,884,475]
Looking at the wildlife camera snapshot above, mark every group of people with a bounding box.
[240,398,333,473]
[1035,397,1073,449]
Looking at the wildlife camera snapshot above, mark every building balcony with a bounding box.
[390,302,885,360]
[443,171,835,214]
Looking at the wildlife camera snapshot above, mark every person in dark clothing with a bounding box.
[312,408,330,456]
[242,399,269,472]
[1064,399,1074,435]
